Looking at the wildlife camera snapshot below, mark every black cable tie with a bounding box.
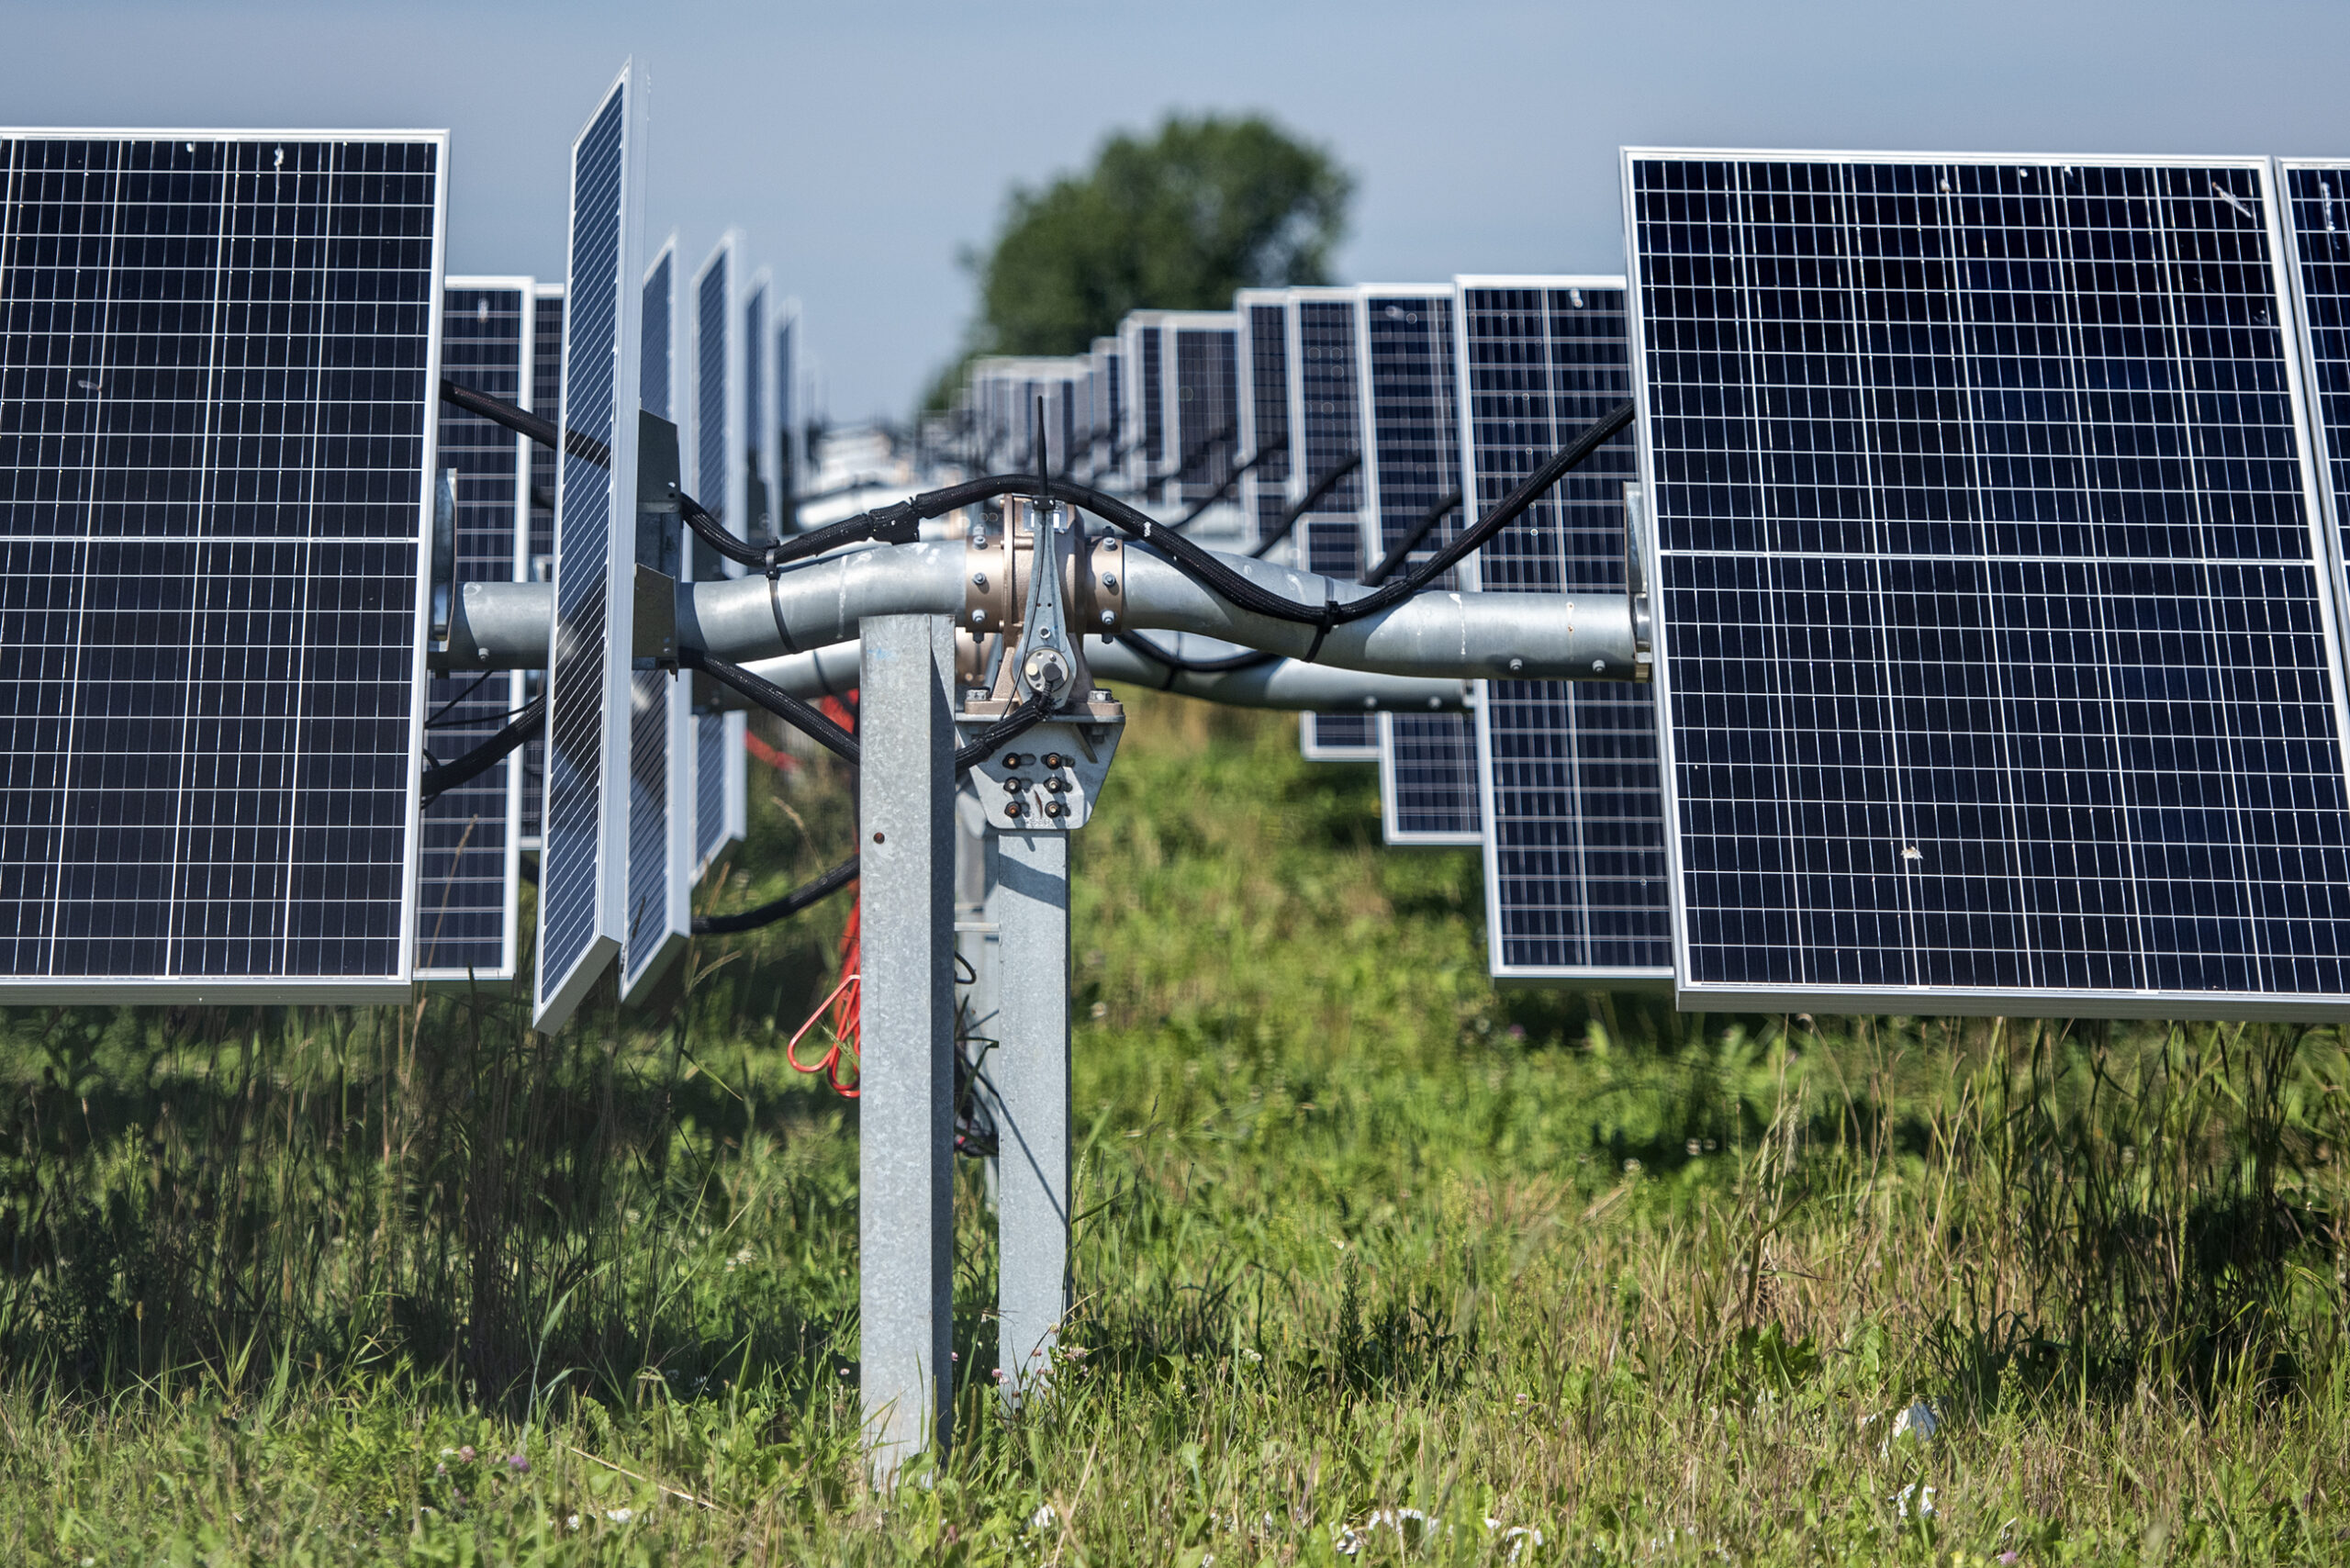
[1301,590,1339,665]
[767,571,800,655]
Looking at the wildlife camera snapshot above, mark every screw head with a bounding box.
[1100,610,1114,626]
[1508,657,1524,672]
[970,609,987,625]
[1101,573,1118,590]
[971,573,988,588]
[1593,659,1606,672]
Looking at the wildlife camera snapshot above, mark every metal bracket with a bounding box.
[428,466,457,649]
[1623,480,1652,679]
[956,698,1125,832]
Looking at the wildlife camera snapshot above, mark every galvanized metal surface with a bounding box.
[444,542,1635,683]
[991,829,1070,1407]
[857,615,957,1481]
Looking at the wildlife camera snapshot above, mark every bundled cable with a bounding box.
[420,695,544,803]
[681,647,859,764]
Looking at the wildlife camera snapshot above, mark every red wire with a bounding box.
[781,693,863,1098]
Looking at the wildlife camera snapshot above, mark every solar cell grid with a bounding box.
[418,278,529,981]
[520,283,562,850]
[536,66,643,1031]
[1458,276,1668,980]
[622,235,688,992]
[1166,314,1239,504]
[1236,293,1292,545]
[1360,286,1479,844]
[1628,150,2350,1017]
[1289,289,1376,760]
[0,130,446,999]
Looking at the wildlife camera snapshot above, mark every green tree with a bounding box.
[928,113,1352,407]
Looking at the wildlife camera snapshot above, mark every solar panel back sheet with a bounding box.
[418,277,530,983]
[1458,276,1671,983]
[535,66,643,1032]
[1627,150,2350,1018]
[0,129,447,1001]
[623,239,688,998]
[1359,285,1481,844]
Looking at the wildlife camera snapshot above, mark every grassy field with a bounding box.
[0,691,2345,1563]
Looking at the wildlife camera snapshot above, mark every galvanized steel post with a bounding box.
[857,614,957,1481]
[992,828,1071,1406]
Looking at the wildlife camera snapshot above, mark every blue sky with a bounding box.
[10,0,2350,420]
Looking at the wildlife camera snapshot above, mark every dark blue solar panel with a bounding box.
[1362,288,1479,843]
[0,132,442,997]
[640,245,672,420]
[1136,322,1164,497]
[1460,279,1666,980]
[420,282,528,980]
[1170,319,1239,504]
[1240,298,1292,544]
[519,286,562,852]
[744,281,766,531]
[694,712,730,875]
[1292,293,1375,761]
[693,238,732,586]
[2285,163,2350,625]
[538,72,638,1028]
[1630,152,2350,1016]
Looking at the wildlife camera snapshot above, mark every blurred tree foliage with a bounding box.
[925,113,1351,408]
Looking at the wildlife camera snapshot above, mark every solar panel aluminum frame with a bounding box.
[418,274,533,988]
[688,234,748,883]
[0,128,452,1002]
[1356,283,1483,846]
[1624,148,2350,1021]
[533,64,647,1033]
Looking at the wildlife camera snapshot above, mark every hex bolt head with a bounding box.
[1100,610,1114,626]
[1101,573,1117,590]
[970,609,987,625]
[971,572,988,588]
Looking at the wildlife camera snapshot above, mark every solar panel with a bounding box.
[2282,161,2350,631]
[1121,312,1168,499]
[621,237,688,998]
[1235,291,1294,547]
[535,63,645,1031]
[1090,335,1122,482]
[0,129,446,1001]
[1628,150,2350,1019]
[1357,285,1481,845]
[772,297,799,524]
[745,270,768,534]
[1287,287,1377,760]
[519,282,562,852]
[419,278,532,983]
[1162,312,1240,509]
[1456,275,1668,983]
[689,232,746,881]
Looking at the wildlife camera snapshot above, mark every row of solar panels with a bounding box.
[950,154,2350,1021]
[19,103,2350,1023]
[0,64,808,1028]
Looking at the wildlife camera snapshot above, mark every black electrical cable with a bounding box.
[675,489,774,570]
[420,695,544,803]
[1166,418,1238,491]
[1361,487,1464,588]
[439,377,610,469]
[422,668,496,727]
[1171,441,1280,531]
[693,853,861,936]
[1110,631,1278,679]
[680,648,860,765]
[1245,453,1361,560]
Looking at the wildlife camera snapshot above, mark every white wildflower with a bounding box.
[1029,1503,1058,1532]
[606,1506,635,1524]
[565,1514,582,1530]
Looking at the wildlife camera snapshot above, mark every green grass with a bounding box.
[0,691,2345,1563]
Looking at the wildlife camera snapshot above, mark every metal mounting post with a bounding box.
[858,614,957,1483]
[992,827,1069,1406]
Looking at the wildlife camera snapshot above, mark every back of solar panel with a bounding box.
[1287,287,1379,761]
[771,297,800,532]
[1234,292,1293,552]
[1356,285,1482,845]
[1455,276,1672,985]
[688,233,747,888]
[1157,312,1242,538]
[0,129,448,1002]
[419,277,532,984]
[535,63,646,1032]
